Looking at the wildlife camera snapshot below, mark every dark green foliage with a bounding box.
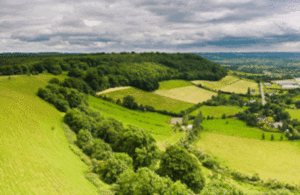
[295,101,300,109]
[91,138,113,160]
[95,153,133,184]
[62,77,92,94]
[158,145,205,193]
[66,89,84,108]
[54,98,70,112]
[76,129,94,155]
[93,118,124,145]
[48,77,60,85]
[113,168,195,195]
[222,113,227,119]
[114,125,160,169]
[64,109,92,133]
[122,95,135,109]
[271,134,274,141]
[262,133,265,140]
[200,179,245,195]
[68,68,85,78]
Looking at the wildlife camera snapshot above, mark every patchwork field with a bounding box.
[99,87,193,113]
[192,76,259,94]
[219,80,259,94]
[192,75,239,90]
[197,133,300,183]
[202,118,286,140]
[190,105,247,118]
[157,80,193,90]
[154,86,217,104]
[0,75,100,195]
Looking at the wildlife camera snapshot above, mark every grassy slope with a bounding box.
[197,133,300,183]
[0,75,100,195]
[154,86,217,104]
[190,105,247,117]
[89,96,182,140]
[202,118,286,140]
[101,87,193,113]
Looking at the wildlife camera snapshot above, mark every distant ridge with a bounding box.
[195,52,300,59]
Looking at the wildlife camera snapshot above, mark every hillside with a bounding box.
[0,75,103,195]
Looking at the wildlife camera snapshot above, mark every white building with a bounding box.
[282,85,299,89]
[295,78,300,82]
[274,80,296,85]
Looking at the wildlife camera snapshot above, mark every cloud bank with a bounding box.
[0,0,299,52]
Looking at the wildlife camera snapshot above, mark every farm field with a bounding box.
[192,75,239,90]
[0,75,101,195]
[157,80,193,90]
[192,75,259,94]
[190,105,247,118]
[202,118,286,140]
[219,80,259,94]
[196,132,300,183]
[99,87,193,113]
[154,86,217,104]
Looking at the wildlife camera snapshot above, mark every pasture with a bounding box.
[100,87,193,113]
[0,75,100,195]
[202,118,286,140]
[154,86,217,104]
[190,105,246,118]
[196,133,300,183]
[192,75,239,90]
[157,80,193,90]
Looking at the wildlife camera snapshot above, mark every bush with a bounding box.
[48,77,60,85]
[200,179,245,195]
[54,99,70,112]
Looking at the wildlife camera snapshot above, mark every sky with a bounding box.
[0,0,300,53]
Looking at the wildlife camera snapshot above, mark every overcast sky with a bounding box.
[1,0,300,53]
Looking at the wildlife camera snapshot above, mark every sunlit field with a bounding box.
[0,75,100,195]
[154,86,217,104]
[192,76,239,90]
[157,80,193,90]
[190,105,247,118]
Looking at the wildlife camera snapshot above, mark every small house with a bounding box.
[272,122,283,129]
[187,125,193,130]
[171,117,183,125]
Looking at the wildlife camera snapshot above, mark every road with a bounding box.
[260,82,265,106]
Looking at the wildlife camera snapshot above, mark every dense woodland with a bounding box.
[0,52,227,91]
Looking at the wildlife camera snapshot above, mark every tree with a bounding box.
[182,111,188,126]
[112,168,195,195]
[193,111,203,129]
[262,133,265,140]
[271,134,274,141]
[158,145,205,193]
[76,129,94,155]
[295,101,300,109]
[91,138,113,160]
[222,113,226,119]
[114,125,160,169]
[200,179,245,195]
[123,95,135,109]
[66,89,84,108]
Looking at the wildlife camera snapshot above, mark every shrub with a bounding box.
[200,179,245,195]
[48,77,60,85]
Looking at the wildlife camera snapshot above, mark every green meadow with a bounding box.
[157,80,193,90]
[202,118,286,140]
[101,87,193,113]
[197,132,300,183]
[190,105,247,118]
[88,96,173,137]
[0,75,101,195]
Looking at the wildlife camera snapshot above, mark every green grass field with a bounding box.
[154,86,217,104]
[287,109,300,120]
[196,132,300,183]
[202,118,286,140]
[89,96,173,137]
[219,80,259,94]
[0,74,101,195]
[192,76,239,90]
[157,80,193,90]
[101,87,193,113]
[190,105,247,118]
